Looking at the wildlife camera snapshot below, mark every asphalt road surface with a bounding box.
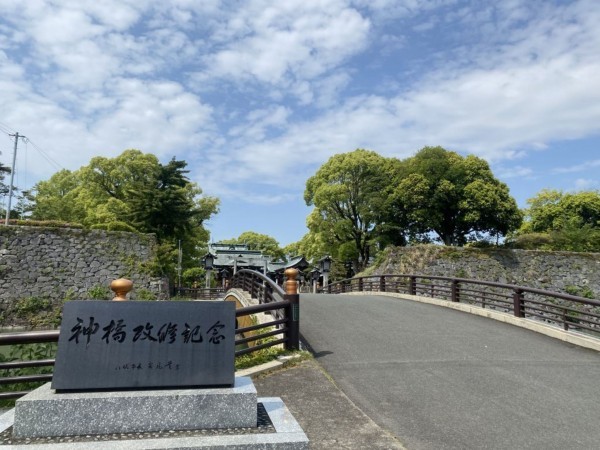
[300,293,600,450]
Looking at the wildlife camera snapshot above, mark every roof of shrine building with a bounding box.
[207,243,309,273]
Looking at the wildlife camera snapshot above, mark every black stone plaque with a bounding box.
[51,301,235,391]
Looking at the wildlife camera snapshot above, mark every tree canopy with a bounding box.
[391,147,522,245]
[520,189,600,233]
[304,149,394,271]
[299,146,523,272]
[29,149,219,278]
[220,231,284,259]
[511,189,600,252]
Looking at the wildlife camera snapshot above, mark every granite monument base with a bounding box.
[13,377,256,438]
[0,397,308,449]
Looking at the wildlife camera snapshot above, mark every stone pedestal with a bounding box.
[1,377,309,449]
[13,378,256,438]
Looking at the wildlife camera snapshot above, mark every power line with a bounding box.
[0,121,16,135]
[0,122,63,178]
[24,137,63,171]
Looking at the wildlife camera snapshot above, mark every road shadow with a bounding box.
[300,333,334,359]
[312,350,334,359]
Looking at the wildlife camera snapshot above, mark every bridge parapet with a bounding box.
[323,274,600,340]
[229,269,300,352]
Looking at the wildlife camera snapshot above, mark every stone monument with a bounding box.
[0,278,308,449]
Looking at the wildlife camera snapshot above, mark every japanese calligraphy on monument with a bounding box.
[52,301,235,391]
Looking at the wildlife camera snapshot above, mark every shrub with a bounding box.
[86,285,110,300]
[506,232,553,250]
[90,222,138,233]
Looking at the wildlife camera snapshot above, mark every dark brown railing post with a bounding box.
[358,277,363,292]
[409,276,417,295]
[513,288,524,318]
[380,276,386,292]
[451,279,460,302]
[284,268,300,351]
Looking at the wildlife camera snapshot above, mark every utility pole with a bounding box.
[5,132,25,226]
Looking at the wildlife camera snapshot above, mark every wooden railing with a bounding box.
[0,269,300,400]
[0,331,58,400]
[173,287,225,300]
[324,274,600,338]
[230,269,300,356]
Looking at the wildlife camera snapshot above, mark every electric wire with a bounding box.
[0,122,63,173]
[0,121,16,135]
[21,137,63,172]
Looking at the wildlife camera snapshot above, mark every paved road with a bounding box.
[300,294,600,450]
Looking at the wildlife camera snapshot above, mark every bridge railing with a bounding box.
[229,269,300,356]
[173,287,225,299]
[324,274,600,338]
[0,270,300,400]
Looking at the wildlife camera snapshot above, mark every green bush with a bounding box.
[86,285,110,300]
[235,346,286,370]
[134,288,157,301]
[90,221,138,233]
[565,285,595,299]
[7,219,84,229]
[14,296,52,318]
[506,232,553,250]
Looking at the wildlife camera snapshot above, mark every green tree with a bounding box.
[512,189,600,252]
[521,189,600,233]
[0,162,10,197]
[222,231,284,259]
[391,146,522,245]
[283,232,328,262]
[0,161,11,217]
[304,149,395,271]
[30,169,84,223]
[29,150,219,279]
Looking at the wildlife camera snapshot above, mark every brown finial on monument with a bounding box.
[284,268,299,295]
[110,278,133,301]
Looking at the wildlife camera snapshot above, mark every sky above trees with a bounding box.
[0,0,599,245]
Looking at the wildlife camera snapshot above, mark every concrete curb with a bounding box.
[235,354,303,378]
[343,291,600,352]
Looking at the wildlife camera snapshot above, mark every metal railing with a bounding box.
[0,269,300,400]
[324,274,600,338]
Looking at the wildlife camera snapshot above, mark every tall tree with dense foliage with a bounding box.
[283,232,328,262]
[29,149,219,278]
[390,146,522,245]
[521,189,600,233]
[220,231,285,260]
[304,149,395,271]
[513,189,600,252]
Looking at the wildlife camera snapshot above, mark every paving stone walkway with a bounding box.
[253,358,406,449]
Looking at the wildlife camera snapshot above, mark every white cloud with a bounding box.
[1,0,599,211]
[572,178,600,191]
[553,159,600,174]
[199,0,371,93]
[496,166,534,179]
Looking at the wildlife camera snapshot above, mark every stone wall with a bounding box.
[0,226,168,307]
[371,245,600,298]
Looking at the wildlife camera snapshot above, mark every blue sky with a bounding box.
[0,0,598,246]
